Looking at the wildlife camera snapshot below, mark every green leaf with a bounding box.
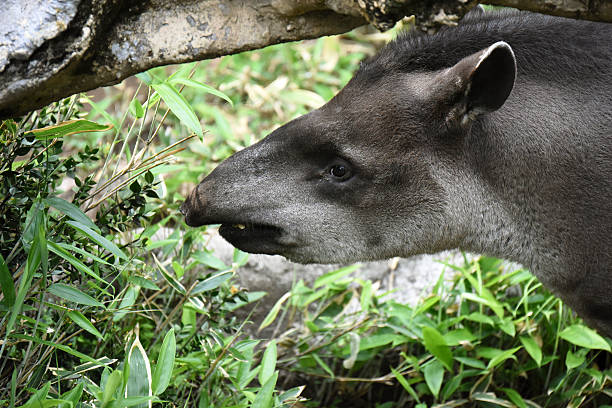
[232,248,249,267]
[259,340,277,386]
[152,82,203,137]
[519,336,542,366]
[67,311,104,339]
[154,254,186,295]
[314,264,360,289]
[423,360,444,399]
[391,367,420,403]
[192,251,228,270]
[170,78,234,107]
[360,280,373,313]
[129,98,145,119]
[45,197,100,233]
[422,326,453,371]
[0,253,15,307]
[565,349,586,370]
[252,371,278,408]
[191,271,233,295]
[126,336,152,408]
[559,324,611,351]
[66,220,128,261]
[23,381,50,407]
[47,241,108,285]
[113,285,140,322]
[13,333,100,365]
[152,328,176,395]
[59,382,84,408]
[501,388,527,408]
[28,119,113,140]
[259,292,290,331]
[486,347,521,370]
[48,283,104,307]
[102,369,123,405]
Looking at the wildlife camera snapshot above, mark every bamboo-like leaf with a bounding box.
[47,241,108,285]
[192,251,228,271]
[258,340,277,386]
[314,264,360,289]
[152,329,176,395]
[48,283,104,307]
[391,367,420,403]
[126,335,152,408]
[153,254,186,295]
[559,324,611,351]
[27,119,113,140]
[66,220,128,261]
[102,369,123,405]
[258,292,290,331]
[13,334,100,364]
[0,253,15,307]
[519,336,542,366]
[67,310,104,339]
[422,326,453,371]
[423,360,444,399]
[45,197,100,233]
[170,78,234,106]
[113,285,140,322]
[252,371,278,408]
[152,82,203,137]
[191,270,233,295]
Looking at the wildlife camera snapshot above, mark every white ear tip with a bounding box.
[478,41,515,65]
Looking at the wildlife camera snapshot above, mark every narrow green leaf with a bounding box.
[314,264,360,289]
[66,220,128,261]
[152,82,203,137]
[67,311,104,339]
[501,388,527,408]
[56,242,111,265]
[422,326,453,371]
[192,251,228,270]
[28,119,113,140]
[152,329,176,395]
[154,254,186,295]
[486,347,521,370]
[23,381,50,407]
[232,248,249,267]
[45,197,100,233]
[13,334,100,365]
[258,292,290,331]
[113,285,140,322]
[360,280,373,313]
[170,78,234,106]
[252,371,278,408]
[47,241,108,285]
[259,340,277,386]
[519,336,542,366]
[390,367,420,403]
[0,253,15,307]
[48,283,104,307]
[423,360,444,399]
[559,324,611,351]
[102,370,123,405]
[191,271,233,295]
[312,353,334,378]
[59,382,83,408]
[126,336,152,408]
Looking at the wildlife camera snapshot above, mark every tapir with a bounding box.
[181,10,612,337]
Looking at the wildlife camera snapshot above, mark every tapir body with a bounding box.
[182,11,612,336]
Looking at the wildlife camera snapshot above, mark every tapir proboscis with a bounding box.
[181,10,612,337]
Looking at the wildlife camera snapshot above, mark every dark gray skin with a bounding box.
[181,11,612,336]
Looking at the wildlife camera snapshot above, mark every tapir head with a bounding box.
[181,39,516,264]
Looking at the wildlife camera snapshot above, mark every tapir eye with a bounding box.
[328,163,352,181]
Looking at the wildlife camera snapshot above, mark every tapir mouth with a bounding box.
[218,222,290,255]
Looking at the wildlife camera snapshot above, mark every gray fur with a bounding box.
[182,11,612,336]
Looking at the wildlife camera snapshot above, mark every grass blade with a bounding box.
[0,253,15,307]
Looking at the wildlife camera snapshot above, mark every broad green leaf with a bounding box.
[191,271,233,295]
[422,326,453,371]
[565,349,586,370]
[67,311,103,339]
[259,292,290,331]
[192,251,228,270]
[126,336,152,408]
[519,336,542,366]
[314,264,360,289]
[152,82,203,137]
[391,367,420,403]
[359,333,407,351]
[48,241,108,285]
[129,98,145,118]
[0,253,15,307]
[461,292,504,319]
[152,329,176,395]
[454,356,485,369]
[486,347,521,370]
[259,340,277,386]
[28,119,113,140]
[45,197,99,232]
[252,371,278,408]
[102,369,123,405]
[170,78,234,106]
[423,360,444,399]
[66,220,127,261]
[59,382,84,408]
[233,248,249,267]
[501,388,527,408]
[559,324,611,351]
[48,283,104,307]
[23,381,50,407]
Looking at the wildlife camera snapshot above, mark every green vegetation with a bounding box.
[1,27,610,408]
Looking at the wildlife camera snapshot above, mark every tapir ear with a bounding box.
[442,41,516,125]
